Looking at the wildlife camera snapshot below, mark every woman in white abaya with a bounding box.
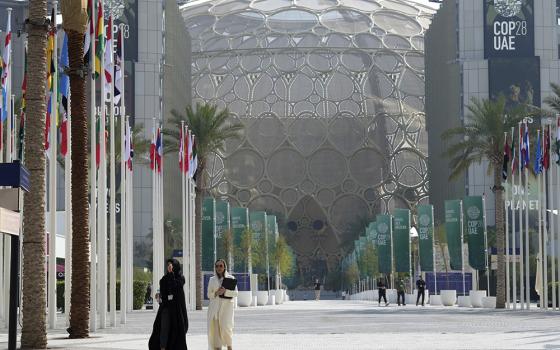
[207,259,238,350]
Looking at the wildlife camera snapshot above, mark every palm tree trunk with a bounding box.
[494,165,506,308]
[194,158,206,310]
[21,0,49,347]
[67,29,90,338]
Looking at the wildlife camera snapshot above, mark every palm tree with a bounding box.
[165,103,243,309]
[21,0,49,347]
[442,96,527,309]
[60,0,89,338]
[544,83,560,113]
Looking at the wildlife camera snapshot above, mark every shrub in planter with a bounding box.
[133,280,149,310]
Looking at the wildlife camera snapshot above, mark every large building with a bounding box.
[181,0,437,279]
[426,0,560,224]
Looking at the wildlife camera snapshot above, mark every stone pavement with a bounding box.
[2,300,560,349]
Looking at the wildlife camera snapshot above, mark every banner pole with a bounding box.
[483,195,489,295]
[432,205,436,295]
[460,200,465,296]
[548,123,557,310]
[505,146,510,308]
[518,122,525,310]
[511,127,517,310]
[525,164,530,309]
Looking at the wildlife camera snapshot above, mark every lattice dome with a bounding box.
[181,0,435,276]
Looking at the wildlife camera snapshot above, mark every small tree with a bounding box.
[273,235,295,288]
[234,227,253,273]
[222,228,234,269]
[344,261,360,291]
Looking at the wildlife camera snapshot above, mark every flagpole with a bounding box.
[524,122,530,310]
[518,122,525,310]
[460,200,466,297]
[126,133,134,313]
[551,122,558,310]
[64,88,72,325]
[108,16,117,327]
[505,133,510,308]
[119,36,127,324]
[48,2,58,329]
[432,205,437,295]
[542,129,548,310]
[89,0,98,332]
[536,129,543,309]
[511,127,517,310]
[555,116,560,311]
[181,122,188,308]
[152,118,158,313]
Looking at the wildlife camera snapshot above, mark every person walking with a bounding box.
[207,259,238,350]
[397,278,406,306]
[314,279,322,301]
[377,277,388,306]
[148,259,189,350]
[416,276,426,306]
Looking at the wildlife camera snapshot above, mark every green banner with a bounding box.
[445,200,463,270]
[376,214,392,274]
[267,215,278,274]
[367,221,377,246]
[215,200,230,262]
[463,196,486,270]
[417,204,434,271]
[250,211,268,274]
[202,197,216,271]
[231,207,249,272]
[393,209,410,273]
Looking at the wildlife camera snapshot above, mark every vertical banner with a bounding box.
[393,209,411,273]
[367,222,377,246]
[231,207,249,272]
[463,196,486,270]
[267,215,278,274]
[376,214,393,274]
[250,211,268,274]
[417,204,434,271]
[215,200,230,262]
[445,200,463,270]
[202,197,216,271]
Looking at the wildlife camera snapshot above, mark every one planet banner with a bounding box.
[463,196,486,270]
[417,204,434,271]
[215,200,230,262]
[231,207,249,272]
[202,197,216,271]
[250,211,268,273]
[445,200,463,271]
[376,214,393,274]
[393,209,410,273]
[267,215,278,273]
[368,221,377,246]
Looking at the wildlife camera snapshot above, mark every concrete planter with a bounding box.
[429,295,442,306]
[274,289,284,304]
[387,289,397,304]
[482,296,496,309]
[458,295,471,307]
[237,291,253,307]
[441,290,456,306]
[252,295,258,307]
[469,290,486,308]
[405,294,415,305]
[267,294,276,305]
[257,291,268,306]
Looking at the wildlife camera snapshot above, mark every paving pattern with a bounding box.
[2,300,560,349]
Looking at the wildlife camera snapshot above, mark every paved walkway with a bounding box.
[2,300,560,349]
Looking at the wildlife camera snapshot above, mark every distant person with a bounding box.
[146,283,153,305]
[397,278,406,306]
[314,279,322,301]
[208,258,238,350]
[377,278,388,306]
[148,259,188,350]
[416,276,426,306]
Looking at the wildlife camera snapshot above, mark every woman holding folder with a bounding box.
[207,258,238,350]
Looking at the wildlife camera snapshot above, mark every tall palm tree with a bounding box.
[544,83,560,112]
[60,0,89,338]
[442,96,527,309]
[21,0,49,347]
[165,103,243,309]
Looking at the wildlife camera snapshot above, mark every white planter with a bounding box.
[405,294,415,305]
[252,295,258,307]
[482,296,496,309]
[387,289,397,304]
[285,292,290,302]
[237,291,253,307]
[469,290,486,308]
[274,289,284,304]
[458,295,471,307]
[430,295,442,306]
[441,290,457,306]
[267,294,276,305]
[256,291,269,306]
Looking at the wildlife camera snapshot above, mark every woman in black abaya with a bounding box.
[149,259,189,350]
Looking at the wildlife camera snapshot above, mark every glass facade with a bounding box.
[181,0,435,274]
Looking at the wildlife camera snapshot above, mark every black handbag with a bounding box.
[219,277,237,299]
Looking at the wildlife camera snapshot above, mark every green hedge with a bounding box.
[56,280,147,312]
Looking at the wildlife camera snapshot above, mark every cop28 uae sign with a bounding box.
[484,0,534,58]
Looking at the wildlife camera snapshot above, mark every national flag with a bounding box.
[84,0,93,64]
[502,135,510,180]
[124,119,131,163]
[17,47,27,160]
[2,9,12,85]
[45,94,52,152]
[543,126,550,171]
[156,128,163,173]
[60,33,70,156]
[511,128,517,175]
[179,125,184,173]
[96,116,101,168]
[95,0,104,79]
[521,122,530,168]
[183,127,189,174]
[556,116,560,165]
[149,127,156,171]
[114,30,124,105]
[128,125,133,171]
[191,135,198,179]
[104,16,113,94]
[186,129,192,175]
[46,9,56,92]
[534,130,542,175]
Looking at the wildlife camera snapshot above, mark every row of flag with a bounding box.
[502,117,560,180]
[178,124,198,178]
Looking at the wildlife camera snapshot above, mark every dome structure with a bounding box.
[180,0,435,278]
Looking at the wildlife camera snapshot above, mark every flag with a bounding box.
[186,129,192,175]
[534,130,542,175]
[191,135,198,179]
[84,0,93,64]
[128,125,133,171]
[45,94,52,152]
[149,127,156,171]
[2,9,11,85]
[155,128,163,173]
[124,118,131,163]
[183,127,189,174]
[535,253,543,297]
[511,128,517,175]
[95,0,104,79]
[18,47,27,160]
[502,135,510,180]
[104,16,113,94]
[60,33,70,156]
[96,116,101,168]
[521,122,530,168]
[543,126,550,171]
[556,116,560,165]
[114,30,124,105]
[179,125,184,173]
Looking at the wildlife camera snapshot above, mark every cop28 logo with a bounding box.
[419,214,430,227]
[377,223,389,234]
[494,0,522,18]
[467,206,481,220]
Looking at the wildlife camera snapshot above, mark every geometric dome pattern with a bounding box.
[181,0,435,275]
